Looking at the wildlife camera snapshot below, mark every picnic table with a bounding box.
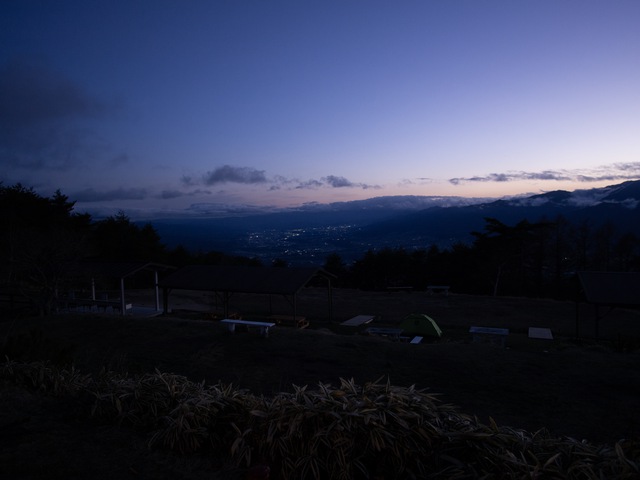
[340,315,375,326]
[426,285,450,296]
[63,297,132,314]
[92,299,133,313]
[469,326,509,346]
[268,315,309,329]
[365,327,404,340]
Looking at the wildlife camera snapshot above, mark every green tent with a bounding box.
[400,313,442,337]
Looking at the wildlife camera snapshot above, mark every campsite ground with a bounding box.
[2,288,640,479]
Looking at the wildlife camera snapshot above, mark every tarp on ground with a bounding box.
[399,313,443,337]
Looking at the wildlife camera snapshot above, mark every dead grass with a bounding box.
[2,288,640,478]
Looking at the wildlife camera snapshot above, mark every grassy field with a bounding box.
[2,288,640,478]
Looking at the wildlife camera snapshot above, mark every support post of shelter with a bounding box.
[223,291,231,318]
[575,300,580,342]
[327,278,333,323]
[120,277,126,317]
[163,287,170,314]
[293,294,297,321]
[154,270,160,311]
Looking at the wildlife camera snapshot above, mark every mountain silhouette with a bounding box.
[356,180,640,248]
[150,180,640,263]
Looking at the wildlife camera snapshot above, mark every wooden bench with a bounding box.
[221,319,276,337]
[206,311,240,321]
[426,285,450,296]
[268,315,309,329]
[469,326,509,347]
[387,286,413,293]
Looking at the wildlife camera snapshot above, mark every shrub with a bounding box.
[2,360,639,479]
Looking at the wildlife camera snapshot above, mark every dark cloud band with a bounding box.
[449,163,640,185]
[202,165,267,185]
[71,187,147,202]
[0,59,113,171]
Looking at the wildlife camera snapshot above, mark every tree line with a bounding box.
[325,216,640,299]
[2,183,639,314]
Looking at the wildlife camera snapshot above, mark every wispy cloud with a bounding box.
[294,179,324,190]
[159,188,212,199]
[0,58,117,171]
[185,202,279,216]
[323,175,354,188]
[71,187,148,202]
[182,167,380,192]
[321,175,381,190]
[180,175,193,186]
[158,190,184,199]
[202,165,267,185]
[449,163,640,185]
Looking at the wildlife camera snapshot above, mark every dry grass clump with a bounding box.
[90,369,249,454]
[1,358,90,395]
[2,358,639,479]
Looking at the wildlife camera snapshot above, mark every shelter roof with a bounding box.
[159,265,333,295]
[577,271,640,307]
[70,261,175,280]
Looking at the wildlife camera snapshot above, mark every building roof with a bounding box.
[577,271,640,307]
[159,265,333,295]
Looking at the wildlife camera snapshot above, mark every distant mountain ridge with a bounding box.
[357,180,640,248]
[150,180,640,264]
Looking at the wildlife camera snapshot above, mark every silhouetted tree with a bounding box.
[0,184,92,314]
[166,244,193,267]
[349,247,428,290]
[350,249,378,290]
[193,250,262,266]
[91,211,165,262]
[323,252,349,286]
[272,258,288,268]
[550,215,573,280]
[593,221,615,271]
[613,232,640,271]
[572,220,592,271]
[471,218,548,296]
[344,210,640,298]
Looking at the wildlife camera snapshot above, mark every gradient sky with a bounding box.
[2,0,640,219]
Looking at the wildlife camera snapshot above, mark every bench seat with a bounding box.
[426,285,450,296]
[221,319,276,337]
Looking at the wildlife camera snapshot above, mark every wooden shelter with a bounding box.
[576,271,640,339]
[159,265,335,321]
[65,261,175,316]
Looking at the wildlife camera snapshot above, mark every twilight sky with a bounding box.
[2,0,640,219]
